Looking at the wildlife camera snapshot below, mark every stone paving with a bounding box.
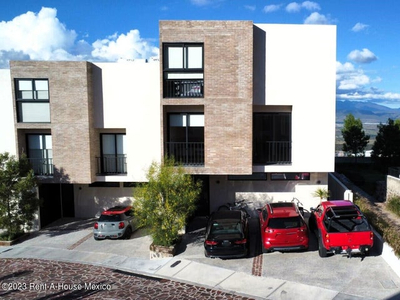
[0,258,255,300]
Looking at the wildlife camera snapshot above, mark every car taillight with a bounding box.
[370,232,374,240]
[94,222,98,229]
[325,233,330,243]
[205,240,218,246]
[118,222,125,229]
[234,239,247,245]
[265,228,274,233]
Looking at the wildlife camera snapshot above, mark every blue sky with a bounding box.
[1,0,400,108]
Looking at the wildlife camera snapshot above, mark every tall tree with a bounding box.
[133,157,201,246]
[372,118,400,168]
[341,114,370,159]
[0,153,40,240]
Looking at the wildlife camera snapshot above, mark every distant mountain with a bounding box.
[336,100,400,124]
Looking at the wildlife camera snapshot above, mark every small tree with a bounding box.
[0,153,40,240]
[341,114,369,160]
[372,118,400,168]
[133,157,202,246]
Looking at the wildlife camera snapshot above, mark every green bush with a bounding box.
[387,196,400,218]
[355,195,400,257]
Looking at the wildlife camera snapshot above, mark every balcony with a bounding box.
[96,155,127,175]
[253,141,292,165]
[165,142,204,166]
[163,79,203,98]
[28,158,54,176]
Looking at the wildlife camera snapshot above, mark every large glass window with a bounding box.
[253,113,291,165]
[27,134,53,175]
[99,134,127,174]
[163,43,204,98]
[166,113,204,166]
[15,79,50,122]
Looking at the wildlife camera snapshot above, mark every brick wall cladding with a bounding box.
[160,21,253,174]
[10,61,96,184]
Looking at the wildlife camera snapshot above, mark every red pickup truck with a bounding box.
[309,200,374,257]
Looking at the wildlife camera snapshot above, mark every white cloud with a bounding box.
[304,12,332,24]
[352,22,369,32]
[244,5,256,11]
[302,1,321,10]
[286,1,320,13]
[286,2,302,13]
[263,4,282,13]
[347,48,377,64]
[336,61,370,91]
[91,30,159,61]
[0,7,159,68]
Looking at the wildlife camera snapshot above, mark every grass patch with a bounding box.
[355,195,400,257]
[387,196,400,218]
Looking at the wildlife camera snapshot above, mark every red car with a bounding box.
[258,202,309,253]
[309,200,373,257]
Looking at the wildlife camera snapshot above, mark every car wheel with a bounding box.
[318,235,328,258]
[124,227,132,240]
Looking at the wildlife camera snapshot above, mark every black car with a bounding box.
[204,210,249,259]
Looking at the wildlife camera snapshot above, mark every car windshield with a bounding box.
[99,214,122,222]
[210,221,243,235]
[268,217,301,229]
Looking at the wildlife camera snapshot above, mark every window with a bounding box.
[163,43,204,98]
[98,134,127,174]
[166,113,204,166]
[253,113,291,165]
[270,173,310,181]
[15,79,50,122]
[27,134,53,175]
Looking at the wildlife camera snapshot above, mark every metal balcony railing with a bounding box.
[96,155,127,175]
[163,79,203,98]
[165,142,204,166]
[253,141,292,165]
[28,158,54,176]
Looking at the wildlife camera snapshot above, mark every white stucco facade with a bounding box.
[93,61,161,182]
[253,24,336,173]
[0,69,16,155]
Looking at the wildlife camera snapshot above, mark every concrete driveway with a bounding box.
[1,216,400,300]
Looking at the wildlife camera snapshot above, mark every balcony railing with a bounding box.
[163,79,203,98]
[253,141,292,165]
[96,155,127,175]
[165,142,204,166]
[28,158,54,176]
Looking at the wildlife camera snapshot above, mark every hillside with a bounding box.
[336,100,400,124]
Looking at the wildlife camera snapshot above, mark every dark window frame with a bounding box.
[98,133,127,175]
[15,78,50,123]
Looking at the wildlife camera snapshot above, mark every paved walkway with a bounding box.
[0,215,399,300]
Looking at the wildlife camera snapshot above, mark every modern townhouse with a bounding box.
[1,21,336,228]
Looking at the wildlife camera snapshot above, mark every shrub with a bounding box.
[133,157,202,247]
[387,196,400,218]
[355,195,400,257]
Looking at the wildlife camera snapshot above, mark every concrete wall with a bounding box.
[253,24,336,173]
[74,184,134,218]
[209,172,328,213]
[0,69,16,155]
[387,175,400,200]
[160,21,253,175]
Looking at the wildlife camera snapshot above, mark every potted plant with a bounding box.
[313,188,330,202]
[133,157,201,259]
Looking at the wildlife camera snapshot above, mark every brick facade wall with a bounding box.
[160,21,253,174]
[10,61,97,184]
